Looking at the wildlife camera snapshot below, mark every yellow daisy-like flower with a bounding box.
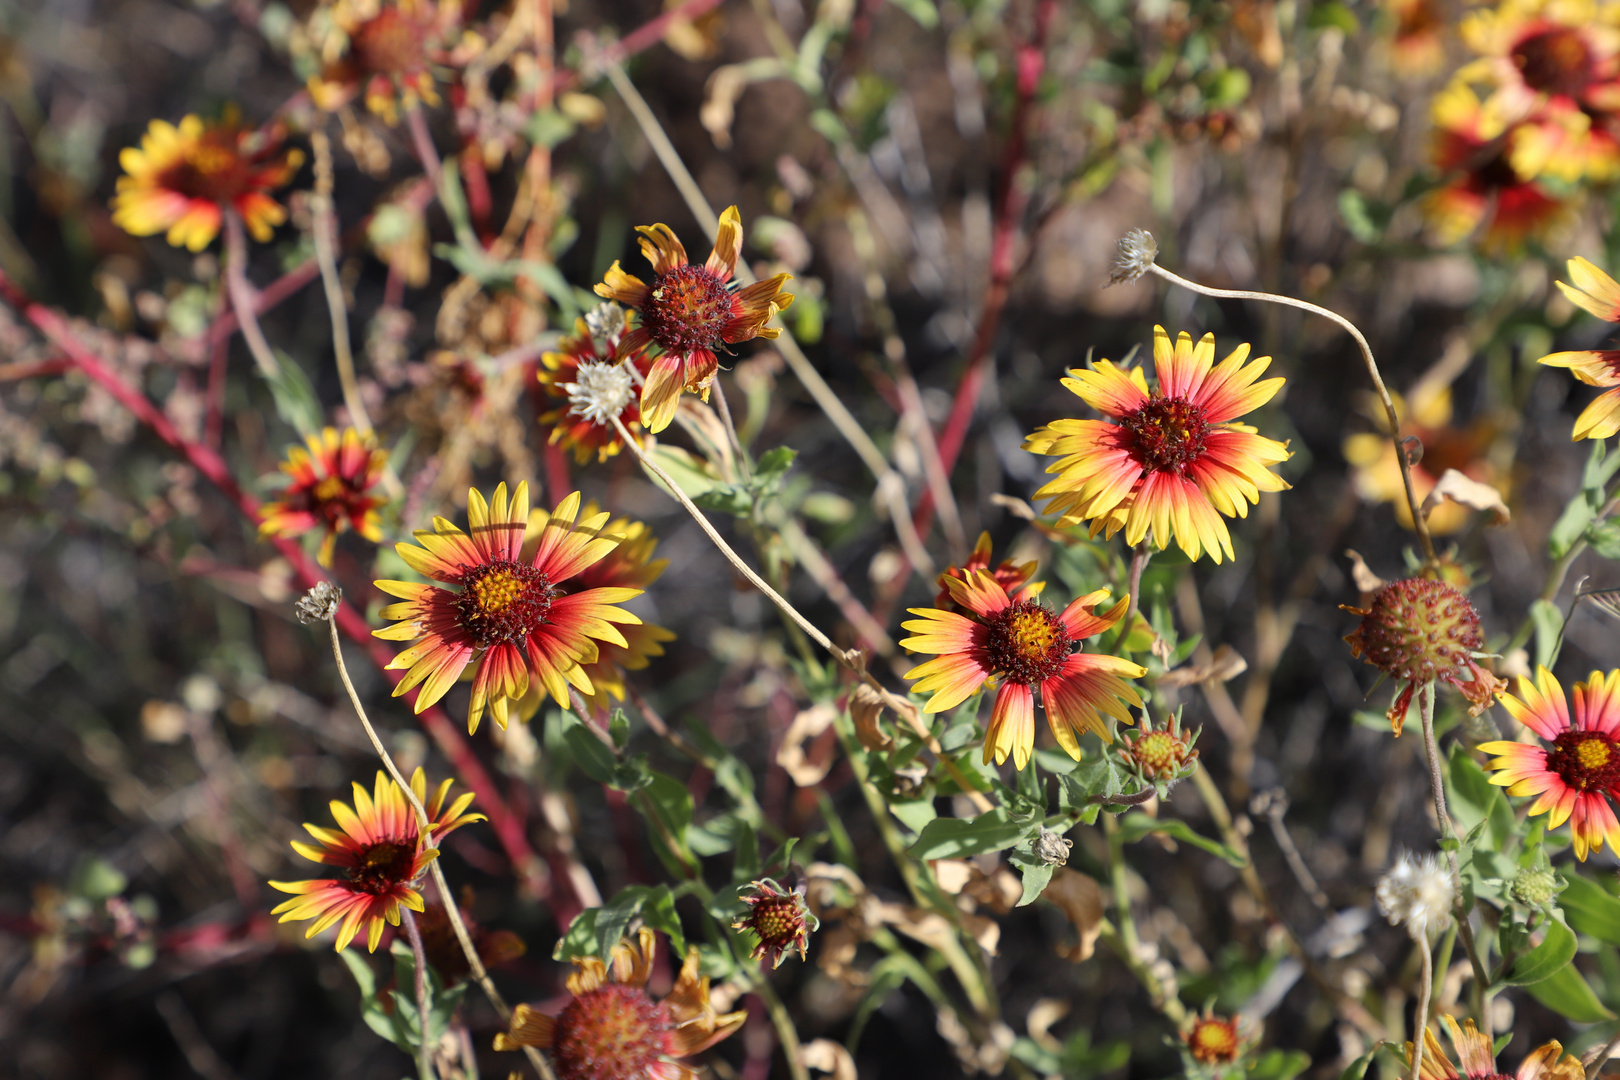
[1539,256,1620,440]
[268,768,483,952]
[1408,1013,1581,1080]
[258,427,389,567]
[111,111,303,252]
[373,484,644,734]
[1024,327,1290,563]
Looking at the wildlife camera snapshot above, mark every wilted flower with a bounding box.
[901,572,1145,770]
[595,205,794,433]
[732,879,818,968]
[268,769,483,952]
[1480,667,1620,860]
[536,315,653,463]
[295,581,343,625]
[1033,830,1074,867]
[1407,1013,1582,1080]
[1342,576,1505,735]
[305,0,466,125]
[494,928,746,1079]
[1108,228,1158,285]
[1376,850,1455,941]
[112,110,302,252]
[1024,327,1291,564]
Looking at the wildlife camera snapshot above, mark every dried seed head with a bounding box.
[296,581,343,624]
[1109,228,1159,286]
[1033,830,1074,867]
[585,301,626,343]
[1376,850,1455,941]
[562,361,637,427]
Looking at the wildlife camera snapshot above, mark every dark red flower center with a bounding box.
[552,985,670,1080]
[1545,730,1620,793]
[1117,396,1211,475]
[748,895,803,946]
[346,838,418,895]
[640,263,736,357]
[159,136,254,205]
[454,561,556,648]
[985,600,1071,685]
[1512,27,1595,98]
[352,8,431,78]
[1188,1018,1239,1063]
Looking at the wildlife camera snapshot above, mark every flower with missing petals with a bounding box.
[595,205,794,433]
[901,570,1145,770]
[1024,327,1291,563]
[296,581,343,624]
[1407,1014,1582,1080]
[268,769,483,951]
[1185,1012,1243,1065]
[305,0,466,125]
[1480,667,1620,860]
[494,928,746,1080]
[1539,257,1620,441]
[1108,228,1158,285]
[537,315,654,463]
[373,485,644,733]
[733,879,817,968]
[1376,850,1455,941]
[112,110,302,252]
[1342,576,1504,735]
[260,427,389,567]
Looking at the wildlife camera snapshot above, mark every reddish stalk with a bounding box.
[0,271,547,900]
[552,0,728,94]
[202,257,319,354]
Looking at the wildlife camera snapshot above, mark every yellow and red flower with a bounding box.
[537,315,654,463]
[935,531,1040,610]
[268,768,483,952]
[494,927,746,1080]
[259,427,388,567]
[1539,256,1620,440]
[1480,667,1620,861]
[1185,1012,1243,1065]
[112,111,302,252]
[1423,83,1570,253]
[306,0,465,125]
[515,505,675,720]
[1382,0,1448,79]
[1408,1013,1582,1080]
[594,205,794,434]
[733,878,818,968]
[373,484,644,734]
[902,571,1146,770]
[1023,327,1290,564]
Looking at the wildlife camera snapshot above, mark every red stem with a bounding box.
[0,272,547,899]
[551,0,729,94]
[202,258,320,353]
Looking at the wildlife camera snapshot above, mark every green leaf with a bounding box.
[261,352,320,436]
[908,808,1038,860]
[1338,190,1382,244]
[69,856,127,901]
[1008,850,1056,907]
[1525,962,1616,1022]
[562,715,618,785]
[1307,0,1359,32]
[889,798,937,834]
[1559,874,1620,946]
[1550,494,1597,559]
[525,108,576,148]
[1247,1049,1311,1080]
[1116,813,1247,868]
[754,446,797,483]
[1529,599,1565,672]
[693,484,753,517]
[637,773,696,873]
[1587,519,1620,560]
[1336,1050,1376,1080]
[1448,744,1515,852]
[886,0,939,28]
[1584,437,1620,496]
[579,885,687,961]
[1506,918,1577,985]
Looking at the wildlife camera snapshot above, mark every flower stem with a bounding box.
[1144,261,1437,565]
[1410,940,1433,1080]
[1417,681,1489,1036]
[222,211,284,383]
[1125,541,1152,626]
[399,907,437,1080]
[323,617,558,1080]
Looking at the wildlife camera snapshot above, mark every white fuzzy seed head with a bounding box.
[1109,228,1159,286]
[295,581,342,624]
[562,360,635,426]
[1376,851,1455,941]
[585,301,626,344]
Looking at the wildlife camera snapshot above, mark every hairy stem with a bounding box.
[1145,262,1436,564]
[399,907,437,1080]
[221,211,284,382]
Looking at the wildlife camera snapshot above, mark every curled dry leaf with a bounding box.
[1043,868,1105,963]
[1421,468,1511,525]
[777,702,838,787]
[848,683,896,751]
[1344,549,1385,596]
[1158,643,1248,688]
[1026,997,1070,1053]
[803,1039,858,1080]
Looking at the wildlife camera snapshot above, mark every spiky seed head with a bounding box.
[562,361,636,427]
[733,879,816,968]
